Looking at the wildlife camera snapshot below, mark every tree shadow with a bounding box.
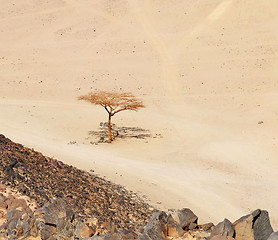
[88,123,154,143]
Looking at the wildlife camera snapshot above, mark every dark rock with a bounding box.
[268,232,278,240]
[253,210,273,240]
[41,198,73,226]
[144,211,167,239]
[175,208,198,230]
[210,218,235,238]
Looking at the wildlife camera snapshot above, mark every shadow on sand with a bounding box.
[88,124,152,142]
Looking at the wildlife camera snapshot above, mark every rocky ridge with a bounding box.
[0,134,277,240]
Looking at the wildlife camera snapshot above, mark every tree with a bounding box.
[78,91,145,142]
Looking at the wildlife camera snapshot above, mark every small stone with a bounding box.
[198,222,214,231]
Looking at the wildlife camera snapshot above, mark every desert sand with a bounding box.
[1,0,278,229]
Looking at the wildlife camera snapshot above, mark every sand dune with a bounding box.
[1,0,278,229]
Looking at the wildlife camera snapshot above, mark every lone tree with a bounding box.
[78,91,145,142]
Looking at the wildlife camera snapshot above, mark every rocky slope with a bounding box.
[0,134,277,240]
[0,134,152,233]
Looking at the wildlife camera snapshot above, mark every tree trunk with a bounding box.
[108,114,112,142]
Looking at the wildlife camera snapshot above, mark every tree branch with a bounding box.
[112,107,127,116]
[104,106,110,114]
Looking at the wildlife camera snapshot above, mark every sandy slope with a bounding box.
[1,0,278,229]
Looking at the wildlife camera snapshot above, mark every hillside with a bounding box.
[0,134,152,232]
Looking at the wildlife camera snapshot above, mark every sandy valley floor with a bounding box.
[1,0,278,229]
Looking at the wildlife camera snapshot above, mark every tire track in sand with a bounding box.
[128,0,233,99]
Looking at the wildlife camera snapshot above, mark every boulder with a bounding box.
[234,209,273,240]
[174,208,198,230]
[41,198,74,226]
[210,219,235,238]
[253,210,273,240]
[234,214,254,240]
[144,211,167,239]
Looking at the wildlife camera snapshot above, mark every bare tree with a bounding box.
[78,91,145,142]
